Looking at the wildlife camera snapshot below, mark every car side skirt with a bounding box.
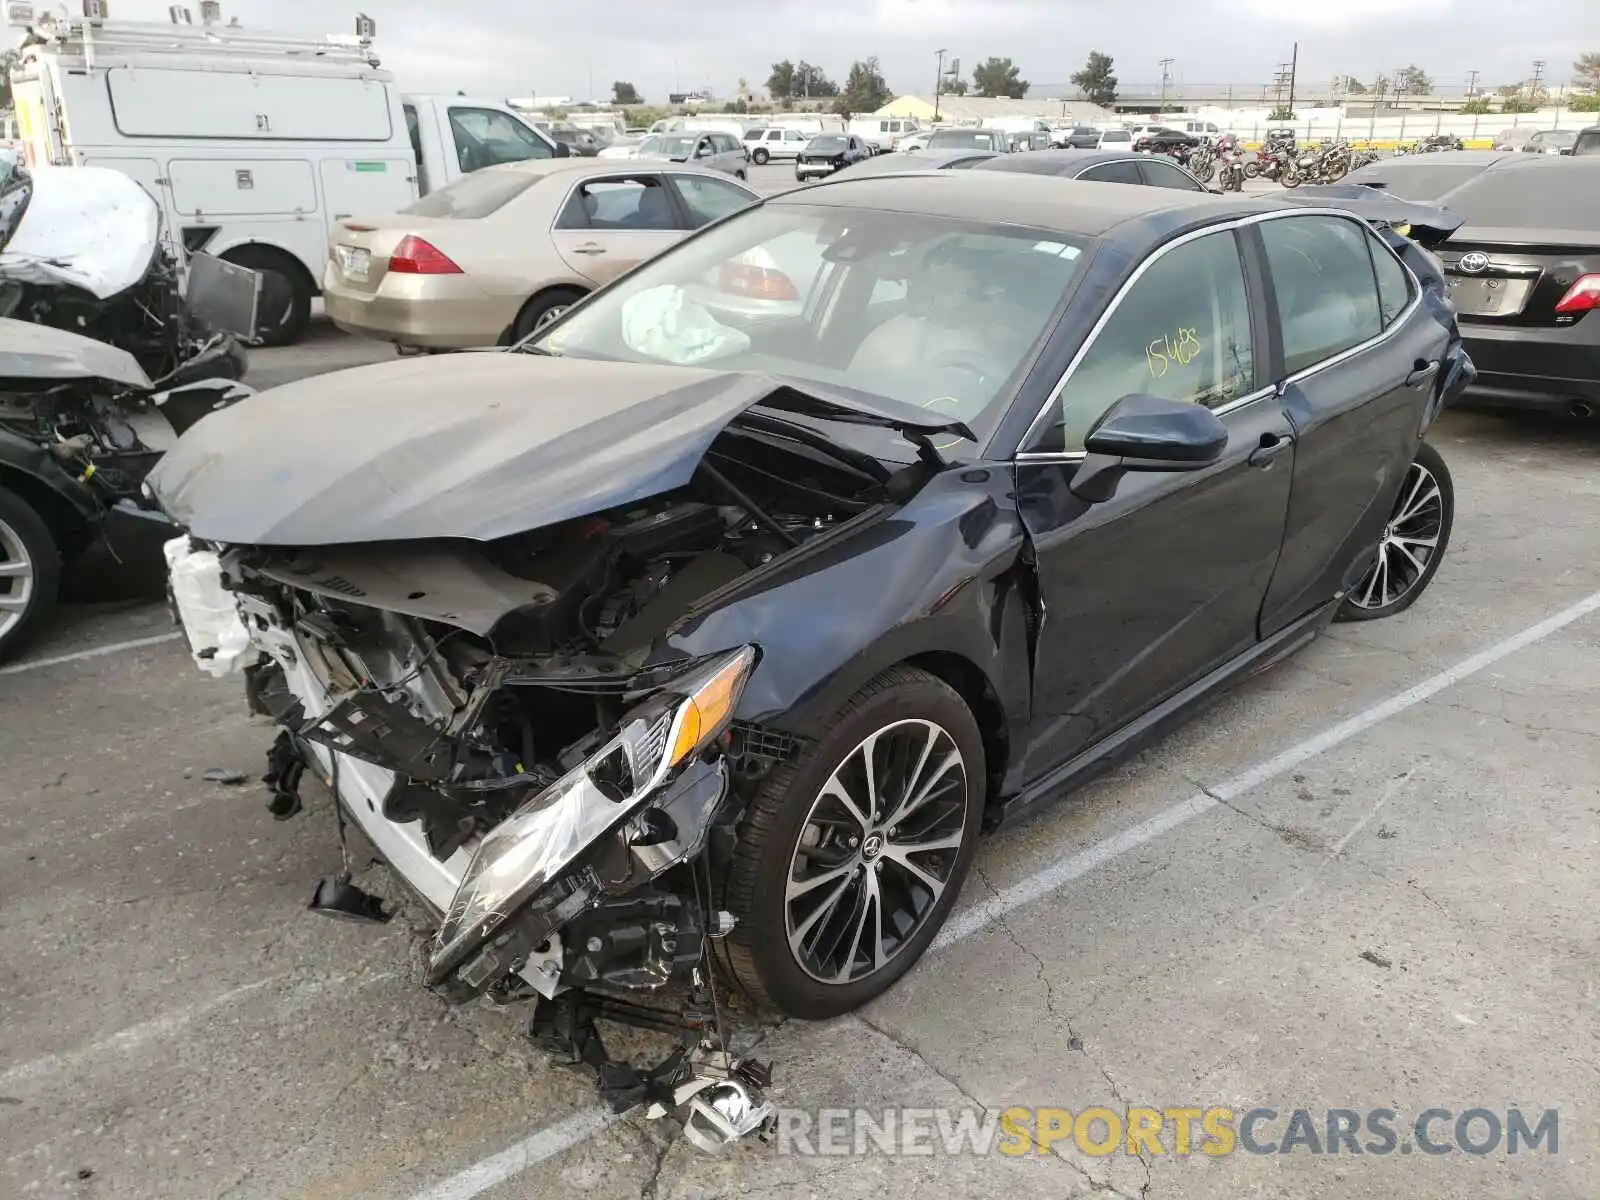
[990,597,1338,830]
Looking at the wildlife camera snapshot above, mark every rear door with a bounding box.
[1015,224,1294,774]
[1251,212,1450,633]
[1138,158,1206,191]
[1075,159,1143,185]
[549,171,688,283]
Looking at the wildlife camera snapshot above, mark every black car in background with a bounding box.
[1571,127,1600,156]
[1342,151,1503,199]
[1424,156,1600,417]
[1059,125,1104,149]
[795,133,872,181]
[975,148,1210,191]
[1133,127,1198,155]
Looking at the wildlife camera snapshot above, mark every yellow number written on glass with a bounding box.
[1146,327,1203,379]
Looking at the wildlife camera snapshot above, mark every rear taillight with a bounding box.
[718,260,799,301]
[389,235,462,275]
[1554,274,1600,314]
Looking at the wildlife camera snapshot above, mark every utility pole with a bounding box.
[1530,58,1546,102]
[1286,41,1298,114]
[1465,68,1480,98]
[934,47,946,121]
[1158,57,1173,116]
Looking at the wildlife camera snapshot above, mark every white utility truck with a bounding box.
[6,3,565,345]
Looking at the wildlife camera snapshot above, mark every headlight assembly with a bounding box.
[427,645,757,983]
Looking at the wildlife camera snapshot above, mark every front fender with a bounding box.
[0,427,101,541]
[665,465,1033,742]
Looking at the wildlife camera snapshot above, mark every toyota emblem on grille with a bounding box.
[1457,251,1490,274]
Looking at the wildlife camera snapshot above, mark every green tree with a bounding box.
[942,76,968,96]
[611,81,641,105]
[767,60,837,101]
[1394,64,1433,94]
[834,56,891,117]
[972,56,1028,99]
[1070,51,1117,106]
[1342,75,1368,95]
[1570,93,1600,112]
[1501,95,1538,113]
[1572,51,1600,91]
[1461,97,1492,114]
[1268,107,1297,121]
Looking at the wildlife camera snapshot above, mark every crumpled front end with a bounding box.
[161,505,822,1146]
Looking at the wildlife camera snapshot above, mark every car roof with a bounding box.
[972,149,1146,176]
[494,159,735,182]
[767,170,1274,238]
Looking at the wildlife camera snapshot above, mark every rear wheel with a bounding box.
[1337,441,1454,622]
[510,286,587,343]
[1243,160,1261,178]
[1281,168,1303,188]
[717,666,985,1018]
[0,485,61,662]
[222,245,312,347]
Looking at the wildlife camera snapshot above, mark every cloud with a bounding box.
[106,0,1589,102]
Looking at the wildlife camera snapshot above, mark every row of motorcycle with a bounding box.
[1162,133,1384,190]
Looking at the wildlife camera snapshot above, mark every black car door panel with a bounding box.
[1016,396,1294,773]
[1250,215,1450,634]
[1012,226,1292,777]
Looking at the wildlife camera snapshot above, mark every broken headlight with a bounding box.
[427,645,757,983]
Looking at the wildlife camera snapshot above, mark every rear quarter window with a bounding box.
[401,169,538,218]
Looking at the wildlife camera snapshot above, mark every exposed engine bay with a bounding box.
[170,423,906,1149]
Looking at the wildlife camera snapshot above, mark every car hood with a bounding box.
[146,351,970,547]
[0,317,153,388]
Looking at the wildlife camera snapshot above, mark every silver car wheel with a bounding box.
[1348,459,1444,611]
[0,513,37,641]
[533,304,568,331]
[784,718,969,985]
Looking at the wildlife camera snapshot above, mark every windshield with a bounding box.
[809,136,847,151]
[640,135,697,157]
[1543,131,1578,147]
[535,204,1091,438]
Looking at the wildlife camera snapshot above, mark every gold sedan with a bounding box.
[323,159,761,350]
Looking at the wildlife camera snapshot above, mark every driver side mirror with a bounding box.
[694,144,712,158]
[1069,394,1228,503]
[552,140,571,158]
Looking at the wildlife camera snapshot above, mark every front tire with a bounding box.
[1337,440,1454,622]
[1281,168,1303,188]
[717,665,985,1019]
[0,485,62,663]
[752,147,770,165]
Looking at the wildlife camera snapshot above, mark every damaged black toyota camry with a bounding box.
[147,172,1474,1148]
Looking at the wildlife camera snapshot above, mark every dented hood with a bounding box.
[147,351,966,546]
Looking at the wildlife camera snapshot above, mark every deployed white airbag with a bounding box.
[0,166,160,299]
[615,284,751,364]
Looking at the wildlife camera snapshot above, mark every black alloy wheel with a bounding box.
[717,666,985,1018]
[1337,440,1454,622]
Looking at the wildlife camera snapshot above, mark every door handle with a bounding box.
[1248,432,1293,468]
[1405,359,1440,388]
[571,242,606,255]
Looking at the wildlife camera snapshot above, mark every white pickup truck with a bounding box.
[7,8,567,345]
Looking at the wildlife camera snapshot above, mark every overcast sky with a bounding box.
[96,1,1595,101]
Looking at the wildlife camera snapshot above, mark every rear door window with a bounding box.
[555,175,681,230]
[670,173,756,228]
[1259,215,1385,375]
[1368,231,1415,328]
[1078,160,1143,185]
[1140,159,1204,190]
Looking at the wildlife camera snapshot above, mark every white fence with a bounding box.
[1170,105,1595,146]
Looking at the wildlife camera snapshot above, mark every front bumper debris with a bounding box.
[163,535,778,1151]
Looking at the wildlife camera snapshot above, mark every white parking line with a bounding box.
[0,630,183,677]
[408,587,1600,1199]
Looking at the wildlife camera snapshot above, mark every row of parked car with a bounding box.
[321,142,1599,429]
